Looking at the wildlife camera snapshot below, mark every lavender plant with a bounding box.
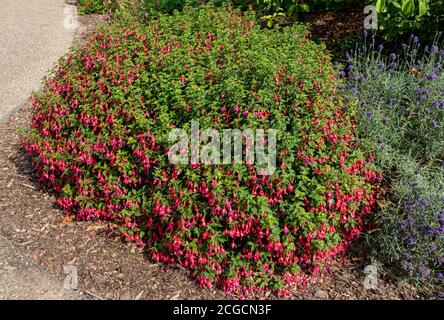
[339,33,444,292]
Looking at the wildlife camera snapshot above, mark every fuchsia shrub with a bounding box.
[22,5,380,297]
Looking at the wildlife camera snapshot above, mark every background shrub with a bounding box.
[340,34,444,292]
[105,0,360,23]
[370,0,444,42]
[78,0,107,14]
[23,5,379,296]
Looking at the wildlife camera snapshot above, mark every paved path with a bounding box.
[0,0,74,122]
[0,235,83,299]
[0,0,83,299]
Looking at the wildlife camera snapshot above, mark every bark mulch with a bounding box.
[302,2,368,52]
[0,13,424,300]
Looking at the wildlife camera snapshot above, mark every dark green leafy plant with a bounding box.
[372,0,444,41]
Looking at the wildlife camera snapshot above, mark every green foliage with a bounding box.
[372,0,444,41]
[108,0,359,24]
[78,0,107,14]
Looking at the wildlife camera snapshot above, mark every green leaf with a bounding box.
[299,3,310,12]
[401,0,415,16]
[391,0,402,9]
[375,0,386,12]
[418,0,428,17]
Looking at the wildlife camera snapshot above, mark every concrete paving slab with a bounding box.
[0,235,83,299]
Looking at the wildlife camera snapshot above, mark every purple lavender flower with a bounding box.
[427,73,437,81]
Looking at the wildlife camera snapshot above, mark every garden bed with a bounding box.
[0,9,426,300]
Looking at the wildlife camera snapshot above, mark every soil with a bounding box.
[0,12,425,300]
